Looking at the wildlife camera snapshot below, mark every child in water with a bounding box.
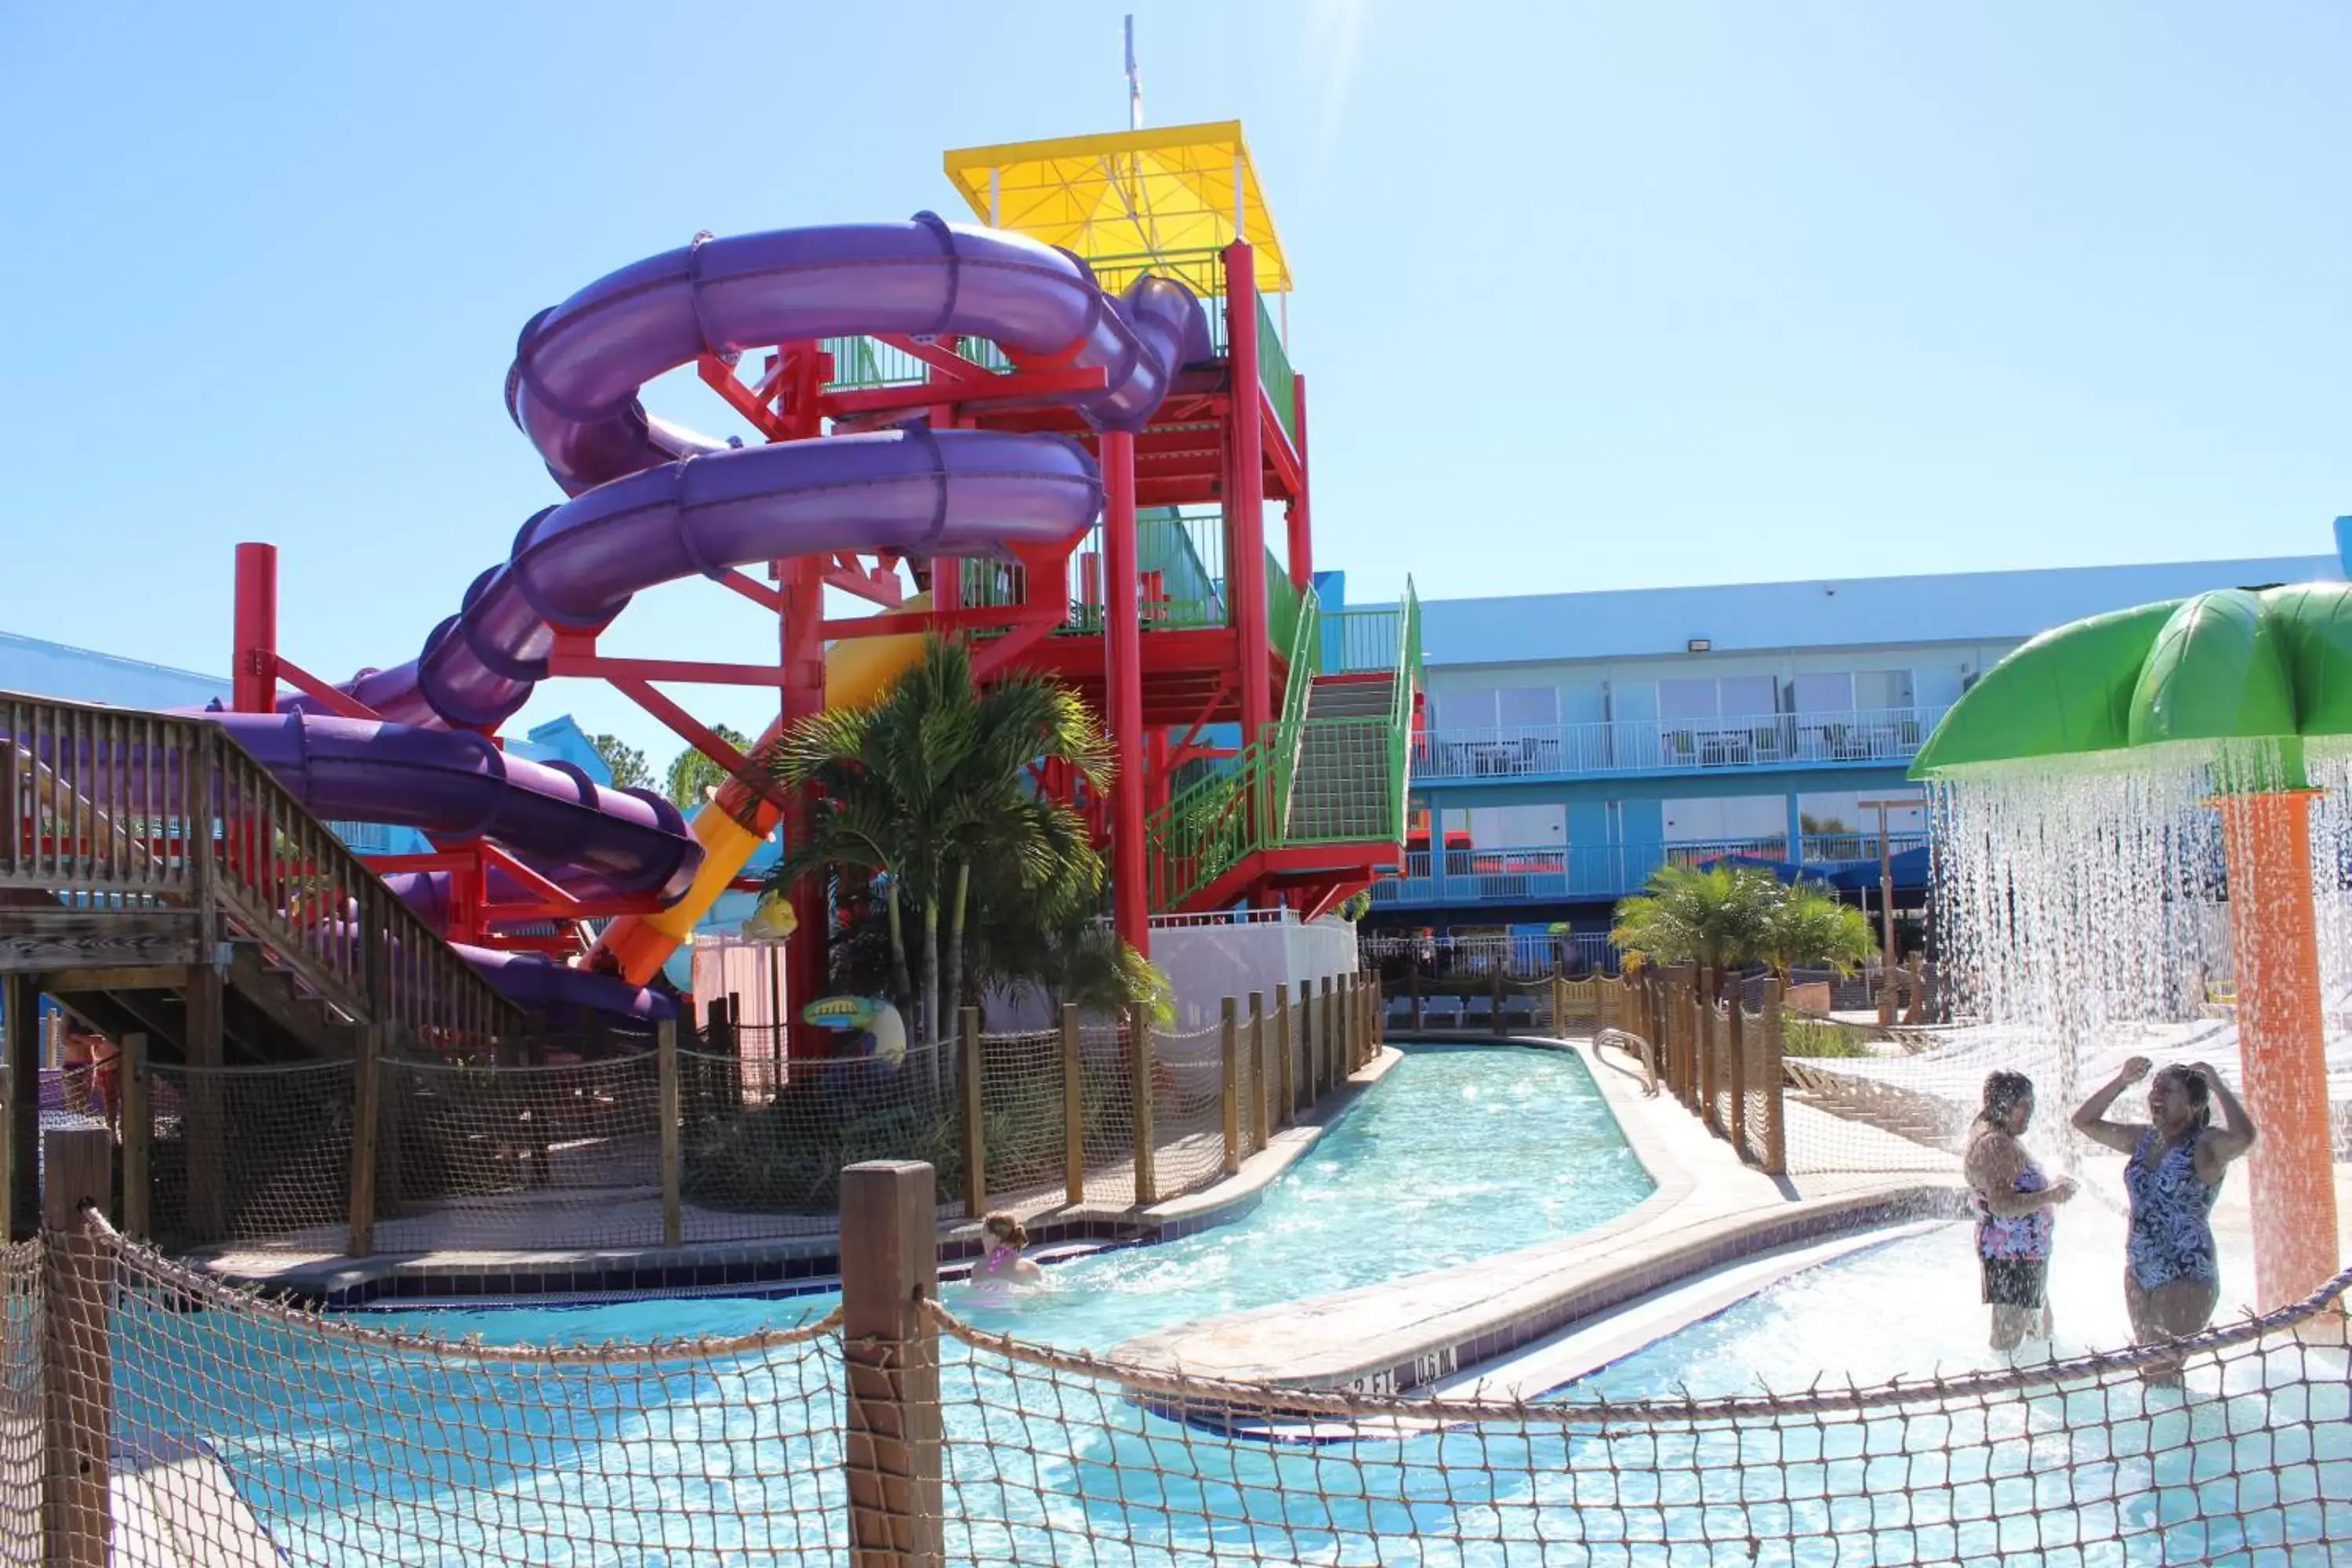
[968,1211,1044,1290]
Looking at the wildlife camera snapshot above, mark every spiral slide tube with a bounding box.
[254,216,1205,1014]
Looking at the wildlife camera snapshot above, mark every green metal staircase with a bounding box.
[1145,579,1421,915]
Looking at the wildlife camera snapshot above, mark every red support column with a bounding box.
[779,555,829,1057]
[1287,372,1314,590]
[232,543,279,713]
[1224,242,1272,743]
[1102,431,1149,958]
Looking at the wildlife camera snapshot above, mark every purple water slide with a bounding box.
[252,216,1201,1022]
[208,713,700,905]
[338,427,1106,731]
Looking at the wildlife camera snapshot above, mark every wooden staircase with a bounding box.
[2,691,524,1072]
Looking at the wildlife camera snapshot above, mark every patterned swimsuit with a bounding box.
[1972,1154,2053,1262]
[2124,1127,2220,1290]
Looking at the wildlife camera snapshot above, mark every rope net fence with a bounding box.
[104,979,1382,1260]
[922,1287,2352,1568]
[0,1240,39,1568]
[12,1210,2343,1567]
[62,1214,848,1568]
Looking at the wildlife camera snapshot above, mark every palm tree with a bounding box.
[1755,879,1875,979]
[956,866,1174,1025]
[1613,863,1878,991]
[1609,863,1779,979]
[666,724,753,808]
[765,637,1113,1068]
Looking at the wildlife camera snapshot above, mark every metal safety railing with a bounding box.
[1413,705,1952,782]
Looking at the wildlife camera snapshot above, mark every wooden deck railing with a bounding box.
[2,690,521,1051]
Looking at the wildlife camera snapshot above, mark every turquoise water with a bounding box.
[387,1042,1651,1352]
[117,1051,2349,1564]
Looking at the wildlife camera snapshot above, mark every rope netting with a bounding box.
[975,1029,1072,1206]
[677,1039,970,1229]
[1148,1021,1230,1200]
[60,1214,847,1568]
[3,1212,2347,1566]
[920,1287,2352,1567]
[0,1240,38,1568]
[375,1051,671,1250]
[1769,1008,2069,1178]
[149,1060,353,1250]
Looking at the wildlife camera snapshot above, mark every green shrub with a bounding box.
[1780,1015,1870,1058]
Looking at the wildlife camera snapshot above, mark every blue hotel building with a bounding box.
[1374,551,2341,945]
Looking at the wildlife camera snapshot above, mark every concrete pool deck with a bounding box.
[1113,1036,1966,1396]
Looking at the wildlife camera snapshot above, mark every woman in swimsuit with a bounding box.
[968,1211,1044,1292]
[2072,1056,2258,1382]
[1962,1071,2078,1353]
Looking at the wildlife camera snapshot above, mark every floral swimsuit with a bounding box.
[1972,1158,2053,1262]
[2124,1127,2220,1290]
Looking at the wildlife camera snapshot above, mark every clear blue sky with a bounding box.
[4,3,2346,762]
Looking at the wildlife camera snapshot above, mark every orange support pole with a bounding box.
[2216,790,2343,1315]
[1102,430,1149,957]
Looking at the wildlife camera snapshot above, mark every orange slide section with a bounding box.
[590,605,931,985]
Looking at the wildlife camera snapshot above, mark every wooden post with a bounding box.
[1697,974,1720,1131]
[1345,973,1364,1072]
[1248,993,1271,1149]
[657,1018,682,1248]
[1220,996,1241,1175]
[1318,977,1336,1095]
[183,960,226,1243]
[1130,1002,1156,1205]
[960,1008,985,1218]
[1275,985,1295,1127]
[346,1023,381,1258]
[1727,993,1748,1156]
[839,1161,944,1568]
[6,973,39,1240]
[43,1126,112,1568]
[1059,1004,1083,1206]
[119,1034,151,1241]
[1760,979,1787,1174]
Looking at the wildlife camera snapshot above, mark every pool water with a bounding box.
[125,1048,2348,1565]
[387,1042,1653,1352]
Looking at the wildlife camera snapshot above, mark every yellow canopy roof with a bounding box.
[942,120,1292,293]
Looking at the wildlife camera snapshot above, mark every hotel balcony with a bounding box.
[1370,833,1932,909]
[1410,706,1950,784]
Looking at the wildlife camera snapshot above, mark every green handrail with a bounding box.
[1256,292,1297,444]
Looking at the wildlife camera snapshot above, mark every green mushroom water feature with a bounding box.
[1914,582,2350,1316]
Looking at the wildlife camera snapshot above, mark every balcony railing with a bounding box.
[1411,706,1950,782]
[1370,833,1931,907]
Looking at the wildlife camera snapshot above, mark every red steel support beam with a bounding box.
[1287,371,1313,589]
[1102,430,1149,958]
[779,555,829,1057]
[1224,242,1272,744]
[232,543,278,714]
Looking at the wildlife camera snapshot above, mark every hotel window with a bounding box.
[1855,670,1915,712]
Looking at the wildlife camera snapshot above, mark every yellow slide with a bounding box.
[590,599,930,984]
